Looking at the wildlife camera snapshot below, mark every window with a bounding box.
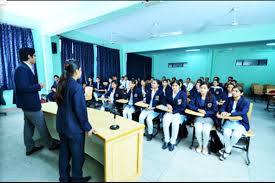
[168,62,187,68]
[235,59,267,66]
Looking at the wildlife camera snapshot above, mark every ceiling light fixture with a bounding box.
[185,49,200,52]
[266,43,275,46]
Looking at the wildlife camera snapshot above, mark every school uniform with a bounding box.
[101,88,123,111]
[93,82,104,101]
[140,86,149,102]
[159,85,172,104]
[56,77,92,182]
[210,86,223,102]
[123,87,143,120]
[139,88,165,135]
[163,90,187,145]
[188,93,218,148]
[220,96,250,153]
[183,82,194,92]
[14,62,56,152]
[189,86,200,99]
[46,81,57,101]
[221,90,232,101]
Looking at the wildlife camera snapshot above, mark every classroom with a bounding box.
[1,1,275,182]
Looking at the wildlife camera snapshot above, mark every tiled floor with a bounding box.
[0,100,275,181]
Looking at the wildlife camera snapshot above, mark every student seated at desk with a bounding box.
[123,80,143,120]
[188,82,218,155]
[218,85,250,161]
[46,75,59,102]
[139,79,149,102]
[100,80,123,112]
[162,80,187,151]
[104,77,112,94]
[210,80,223,103]
[183,77,194,92]
[221,82,234,104]
[159,79,172,98]
[139,79,164,141]
[93,77,104,101]
[189,79,202,99]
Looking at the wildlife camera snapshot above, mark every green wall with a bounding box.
[149,43,275,94]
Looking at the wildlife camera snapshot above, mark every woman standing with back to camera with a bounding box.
[56,59,96,182]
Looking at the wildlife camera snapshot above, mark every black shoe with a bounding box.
[49,140,60,150]
[146,134,153,141]
[26,145,44,156]
[169,144,175,151]
[162,142,169,150]
[81,176,91,182]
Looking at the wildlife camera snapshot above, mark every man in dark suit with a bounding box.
[46,75,59,102]
[14,47,59,156]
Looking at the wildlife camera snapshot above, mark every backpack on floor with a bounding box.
[209,130,223,153]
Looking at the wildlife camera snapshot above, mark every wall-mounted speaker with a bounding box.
[51,42,57,54]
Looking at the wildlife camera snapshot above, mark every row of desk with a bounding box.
[37,100,242,182]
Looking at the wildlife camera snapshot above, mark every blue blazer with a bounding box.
[189,86,200,99]
[166,91,187,115]
[56,77,92,136]
[145,88,165,112]
[188,93,218,120]
[220,96,250,131]
[124,87,143,105]
[222,90,231,101]
[159,85,172,97]
[210,87,223,102]
[93,82,104,90]
[14,63,41,111]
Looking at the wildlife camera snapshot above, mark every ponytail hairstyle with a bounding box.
[56,59,80,105]
[200,82,213,102]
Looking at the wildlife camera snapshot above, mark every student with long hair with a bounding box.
[218,85,250,161]
[123,80,143,120]
[56,59,96,182]
[162,80,187,151]
[188,82,218,155]
[139,79,164,141]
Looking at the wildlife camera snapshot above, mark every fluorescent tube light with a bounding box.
[185,49,200,52]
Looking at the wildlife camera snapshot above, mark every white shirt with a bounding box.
[184,82,194,92]
[128,92,133,106]
[110,89,116,103]
[125,80,130,90]
[149,89,157,108]
[228,93,232,98]
[172,91,179,99]
[24,61,35,75]
[231,101,238,113]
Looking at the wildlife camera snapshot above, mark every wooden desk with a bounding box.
[37,102,145,182]
[135,101,149,108]
[116,99,129,104]
[184,109,205,117]
[217,114,243,121]
[98,97,108,101]
[156,105,172,113]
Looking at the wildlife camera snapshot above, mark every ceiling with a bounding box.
[0,1,139,35]
[74,1,275,44]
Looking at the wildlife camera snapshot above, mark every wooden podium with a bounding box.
[37,102,145,182]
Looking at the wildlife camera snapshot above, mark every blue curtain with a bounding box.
[60,37,74,70]
[0,23,34,90]
[60,37,94,84]
[127,53,152,80]
[97,45,120,81]
[73,41,94,84]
